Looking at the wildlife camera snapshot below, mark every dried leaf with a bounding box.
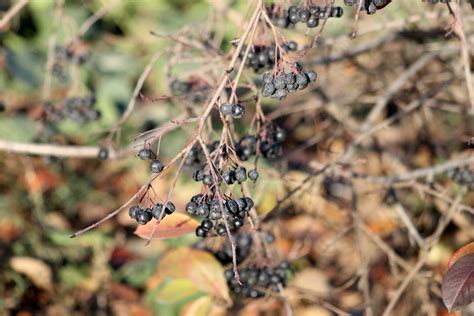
[449,242,474,268]
[134,213,199,239]
[441,253,474,312]
[180,295,213,316]
[10,257,53,291]
[184,249,231,304]
[156,278,200,304]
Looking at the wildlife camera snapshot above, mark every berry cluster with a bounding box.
[219,102,245,119]
[186,192,255,238]
[267,4,343,29]
[225,261,290,299]
[44,96,100,124]
[343,0,391,14]
[240,42,298,72]
[170,78,209,103]
[235,123,286,161]
[262,65,317,100]
[447,166,474,190]
[137,148,165,174]
[128,201,176,225]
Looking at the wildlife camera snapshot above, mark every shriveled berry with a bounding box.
[262,72,273,84]
[262,83,276,97]
[273,76,286,90]
[306,71,317,82]
[243,197,254,211]
[150,159,164,173]
[295,73,309,88]
[273,89,288,100]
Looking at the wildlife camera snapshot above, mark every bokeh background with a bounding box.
[0,0,473,315]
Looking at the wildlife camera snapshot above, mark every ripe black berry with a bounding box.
[202,219,213,230]
[203,174,213,186]
[216,223,227,236]
[136,209,152,225]
[164,201,175,215]
[226,199,239,214]
[129,205,140,219]
[220,102,232,116]
[262,83,276,97]
[192,169,205,182]
[98,147,109,160]
[235,166,247,183]
[195,226,207,238]
[298,9,310,22]
[197,204,210,217]
[138,148,153,160]
[307,16,319,28]
[231,103,245,119]
[233,218,244,229]
[186,201,198,214]
[248,169,259,181]
[150,159,164,173]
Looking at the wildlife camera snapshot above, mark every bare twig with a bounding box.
[0,0,29,31]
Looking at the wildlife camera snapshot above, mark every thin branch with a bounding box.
[0,0,29,31]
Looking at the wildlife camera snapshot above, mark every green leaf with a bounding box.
[156,278,200,304]
[0,117,38,142]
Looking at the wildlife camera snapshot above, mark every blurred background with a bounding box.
[0,0,473,315]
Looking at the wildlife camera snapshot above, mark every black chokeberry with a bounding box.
[307,16,319,28]
[197,204,210,218]
[243,197,254,211]
[273,89,287,100]
[192,169,205,182]
[191,194,203,204]
[164,201,175,215]
[216,223,227,236]
[306,70,317,82]
[231,103,245,119]
[150,159,164,173]
[298,9,310,22]
[186,201,198,214]
[129,205,140,219]
[262,83,276,97]
[233,218,244,229]
[98,147,109,160]
[138,148,153,160]
[248,169,259,181]
[274,76,286,90]
[152,204,163,219]
[202,219,213,230]
[136,209,152,225]
[220,102,232,116]
[226,199,239,214]
[203,174,213,186]
[195,226,207,238]
[235,166,247,182]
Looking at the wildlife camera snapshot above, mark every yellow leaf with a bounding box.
[180,295,213,316]
[157,278,200,304]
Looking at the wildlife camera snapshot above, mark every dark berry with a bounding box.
[306,71,317,82]
[222,170,236,185]
[192,169,205,182]
[138,148,153,160]
[203,174,213,186]
[288,11,299,24]
[307,15,319,28]
[273,76,286,90]
[235,166,247,182]
[233,218,244,229]
[279,261,290,270]
[136,209,152,225]
[226,199,239,214]
[273,89,288,100]
[152,204,163,219]
[263,72,273,84]
[216,223,227,236]
[248,169,259,181]
[235,198,247,212]
[98,147,109,160]
[243,197,254,211]
[186,201,198,214]
[195,226,207,238]
[295,73,309,89]
[288,5,298,14]
[164,201,175,215]
[191,194,203,204]
[150,159,164,173]
[197,204,210,218]
[298,9,310,22]
[231,103,245,119]
[287,41,298,51]
[220,102,232,116]
[202,219,213,230]
[129,205,140,219]
[262,83,276,97]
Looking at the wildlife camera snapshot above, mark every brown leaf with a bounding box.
[449,242,474,268]
[10,257,53,291]
[184,249,231,304]
[441,253,474,312]
[134,213,199,239]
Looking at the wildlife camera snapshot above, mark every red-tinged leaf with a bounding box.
[134,213,199,239]
[449,242,474,268]
[180,295,213,316]
[441,253,474,312]
[184,249,231,304]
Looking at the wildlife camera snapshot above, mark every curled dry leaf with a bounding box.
[134,213,199,239]
[184,249,231,304]
[441,253,474,312]
[449,242,474,268]
[10,257,53,291]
